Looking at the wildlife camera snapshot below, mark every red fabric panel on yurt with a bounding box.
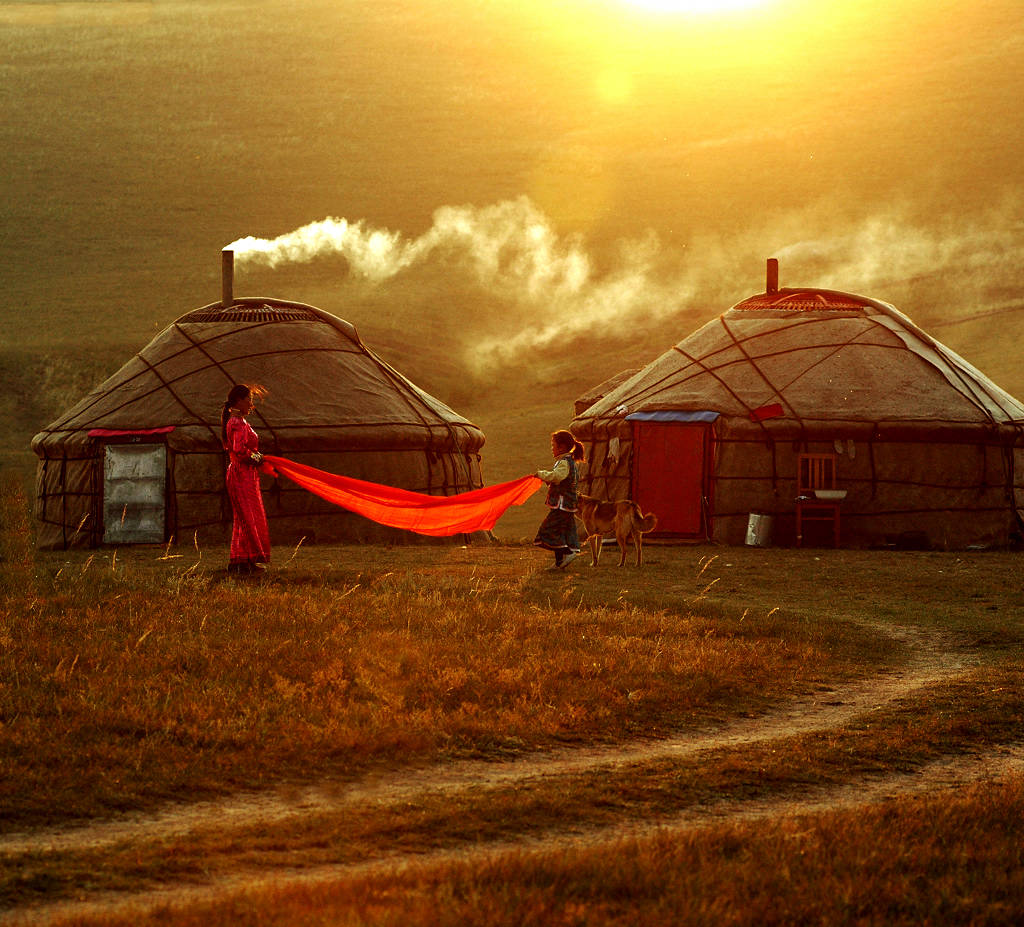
[631,421,711,538]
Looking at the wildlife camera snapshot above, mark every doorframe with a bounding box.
[629,420,715,540]
[99,437,170,545]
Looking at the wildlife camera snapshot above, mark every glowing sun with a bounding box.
[620,0,769,12]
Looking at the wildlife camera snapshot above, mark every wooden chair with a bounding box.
[795,452,840,547]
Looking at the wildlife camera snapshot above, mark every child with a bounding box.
[534,429,585,569]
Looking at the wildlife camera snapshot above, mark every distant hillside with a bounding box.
[0,345,132,453]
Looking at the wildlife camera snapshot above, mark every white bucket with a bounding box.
[745,513,774,547]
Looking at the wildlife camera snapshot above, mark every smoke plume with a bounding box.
[225,194,1023,370]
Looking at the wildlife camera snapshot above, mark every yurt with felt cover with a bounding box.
[32,256,485,549]
[572,261,1024,549]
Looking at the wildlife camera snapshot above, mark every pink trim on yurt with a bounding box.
[87,426,175,438]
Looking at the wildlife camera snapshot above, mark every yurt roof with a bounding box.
[574,367,642,417]
[32,297,484,453]
[577,286,1024,431]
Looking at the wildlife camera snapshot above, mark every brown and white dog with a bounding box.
[576,494,658,567]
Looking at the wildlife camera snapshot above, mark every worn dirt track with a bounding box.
[2,618,1019,926]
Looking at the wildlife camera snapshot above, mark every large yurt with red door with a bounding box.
[571,262,1024,549]
[31,255,486,550]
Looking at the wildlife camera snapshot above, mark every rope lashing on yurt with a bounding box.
[871,302,1014,423]
[286,297,479,495]
[133,351,224,447]
[170,321,283,449]
[261,455,540,537]
[180,302,479,497]
[718,314,811,488]
[176,298,372,458]
[35,350,191,439]
[719,316,800,423]
[766,319,880,398]
[669,345,757,417]
[359,348,478,493]
[670,335,783,490]
[50,339,220,446]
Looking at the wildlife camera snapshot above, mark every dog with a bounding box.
[576,494,658,567]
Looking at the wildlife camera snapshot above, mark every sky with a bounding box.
[1,0,1022,386]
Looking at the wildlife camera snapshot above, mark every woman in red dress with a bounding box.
[221,384,270,574]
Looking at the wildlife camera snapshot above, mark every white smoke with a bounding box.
[773,201,1024,298]
[225,194,1023,369]
[226,218,414,281]
[226,198,594,294]
[225,198,706,365]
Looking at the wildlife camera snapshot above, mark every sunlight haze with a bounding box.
[610,0,776,15]
[1,0,1022,402]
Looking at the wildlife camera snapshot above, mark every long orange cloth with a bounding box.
[262,455,542,537]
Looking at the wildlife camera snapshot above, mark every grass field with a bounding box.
[2,468,1024,924]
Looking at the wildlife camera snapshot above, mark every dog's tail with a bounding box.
[632,505,658,533]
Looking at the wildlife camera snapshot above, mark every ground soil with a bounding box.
[2,614,1021,926]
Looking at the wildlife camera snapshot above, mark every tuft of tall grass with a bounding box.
[0,470,37,597]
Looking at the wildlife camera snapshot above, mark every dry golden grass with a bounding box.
[4,471,1024,925]
[5,657,1024,914]
[147,774,1019,927]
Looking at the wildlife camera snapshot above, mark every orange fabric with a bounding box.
[262,455,542,537]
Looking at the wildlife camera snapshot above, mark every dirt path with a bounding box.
[2,619,1009,926]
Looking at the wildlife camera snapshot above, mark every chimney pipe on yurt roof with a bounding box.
[221,249,234,308]
[766,257,779,295]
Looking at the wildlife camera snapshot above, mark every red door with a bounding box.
[631,422,712,538]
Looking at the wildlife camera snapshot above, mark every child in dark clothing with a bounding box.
[534,429,585,569]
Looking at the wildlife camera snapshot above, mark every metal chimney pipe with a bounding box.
[766,258,779,294]
[221,249,234,308]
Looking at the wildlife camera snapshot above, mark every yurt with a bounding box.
[572,261,1024,550]
[573,368,641,417]
[32,254,485,549]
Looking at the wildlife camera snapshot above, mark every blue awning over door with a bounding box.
[625,410,720,424]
